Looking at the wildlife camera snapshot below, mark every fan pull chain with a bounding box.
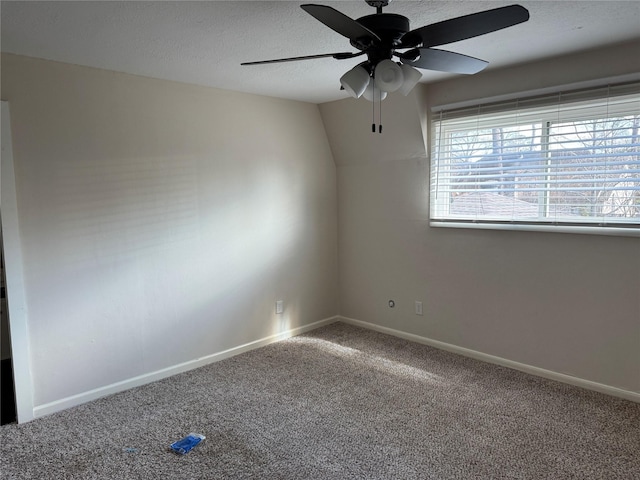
[371,74,376,133]
[372,93,375,133]
[370,75,383,134]
[378,86,383,133]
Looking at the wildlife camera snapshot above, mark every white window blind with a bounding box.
[430,82,640,235]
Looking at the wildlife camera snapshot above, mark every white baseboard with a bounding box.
[33,316,339,419]
[339,316,640,404]
[32,314,637,419]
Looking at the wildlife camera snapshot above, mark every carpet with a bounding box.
[1,322,638,479]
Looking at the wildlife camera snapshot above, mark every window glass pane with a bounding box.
[548,116,640,221]
[446,124,544,220]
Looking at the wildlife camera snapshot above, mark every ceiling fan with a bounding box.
[242,1,530,101]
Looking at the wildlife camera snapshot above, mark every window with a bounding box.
[430,82,640,235]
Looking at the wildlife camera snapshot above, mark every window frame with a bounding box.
[429,82,640,237]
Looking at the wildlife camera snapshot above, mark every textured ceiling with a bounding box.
[2,1,640,104]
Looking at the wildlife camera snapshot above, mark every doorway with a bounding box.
[1,230,17,424]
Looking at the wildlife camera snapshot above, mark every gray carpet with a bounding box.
[1,322,639,479]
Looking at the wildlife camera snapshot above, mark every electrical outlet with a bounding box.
[275,300,283,315]
[415,301,423,316]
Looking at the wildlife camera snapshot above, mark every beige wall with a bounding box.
[321,40,640,394]
[1,53,338,409]
[2,38,639,416]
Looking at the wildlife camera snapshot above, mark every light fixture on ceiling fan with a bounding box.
[242,0,530,132]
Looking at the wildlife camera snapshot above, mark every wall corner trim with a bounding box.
[32,316,340,420]
[339,316,640,404]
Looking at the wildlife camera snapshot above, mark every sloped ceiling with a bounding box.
[2,1,640,104]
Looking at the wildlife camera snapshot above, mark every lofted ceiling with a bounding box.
[1,1,639,104]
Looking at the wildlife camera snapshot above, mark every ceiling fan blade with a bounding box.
[301,4,381,44]
[400,5,529,48]
[400,48,488,74]
[241,52,362,66]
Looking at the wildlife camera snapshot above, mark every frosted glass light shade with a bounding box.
[340,66,370,98]
[362,81,387,102]
[374,60,404,93]
[398,64,422,96]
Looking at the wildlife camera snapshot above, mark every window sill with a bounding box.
[429,220,640,237]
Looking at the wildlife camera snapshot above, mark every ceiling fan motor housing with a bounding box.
[352,13,410,66]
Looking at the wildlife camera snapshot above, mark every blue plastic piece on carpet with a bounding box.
[170,433,205,455]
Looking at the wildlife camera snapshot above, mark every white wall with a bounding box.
[321,40,640,396]
[1,54,338,413]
